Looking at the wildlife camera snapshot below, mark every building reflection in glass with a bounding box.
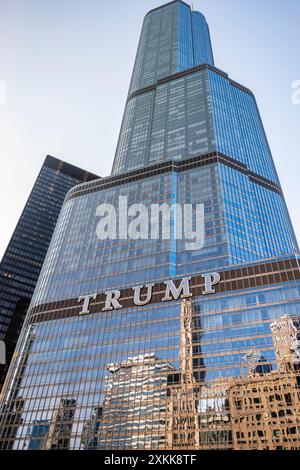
[81,302,300,451]
[83,299,205,450]
[28,420,50,450]
[166,299,202,449]
[95,353,174,450]
[2,297,300,450]
[44,398,76,450]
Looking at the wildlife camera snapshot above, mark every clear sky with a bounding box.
[0,0,299,259]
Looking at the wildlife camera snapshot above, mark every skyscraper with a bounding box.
[0,156,99,390]
[0,0,299,450]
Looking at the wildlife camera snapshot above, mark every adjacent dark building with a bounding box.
[0,156,99,389]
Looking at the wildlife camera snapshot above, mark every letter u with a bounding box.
[133,284,154,306]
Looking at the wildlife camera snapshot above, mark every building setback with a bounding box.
[0,156,99,389]
[0,0,299,450]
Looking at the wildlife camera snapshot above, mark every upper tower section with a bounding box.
[111,0,278,188]
[128,0,214,95]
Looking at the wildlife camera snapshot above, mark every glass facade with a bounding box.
[26,162,297,311]
[0,0,299,451]
[1,261,300,450]
[113,66,283,185]
[128,1,214,95]
[0,156,99,389]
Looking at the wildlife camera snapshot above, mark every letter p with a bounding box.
[202,272,221,295]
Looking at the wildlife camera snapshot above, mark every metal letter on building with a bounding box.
[102,290,123,311]
[78,293,98,315]
[162,277,192,301]
[202,272,221,295]
[133,284,154,306]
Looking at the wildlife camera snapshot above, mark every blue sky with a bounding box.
[0,0,299,258]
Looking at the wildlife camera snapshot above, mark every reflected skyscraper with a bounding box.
[229,316,300,450]
[166,299,202,449]
[44,398,76,450]
[0,0,300,451]
[97,353,174,450]
[27,421,50,450]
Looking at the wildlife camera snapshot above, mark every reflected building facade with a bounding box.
[97,353,173,450]
[28,420,50,450]
[0,0,300,451]
[44,398,76,450]
[166,299,202,449]
[229,316,300,450]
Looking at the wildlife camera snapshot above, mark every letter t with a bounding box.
[78,293,98,315]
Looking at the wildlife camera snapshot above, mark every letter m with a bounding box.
[162,277,192,301]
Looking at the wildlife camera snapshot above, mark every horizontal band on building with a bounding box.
[127,63,255,102]
[65,151,281,202]
[27,257,300,325]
